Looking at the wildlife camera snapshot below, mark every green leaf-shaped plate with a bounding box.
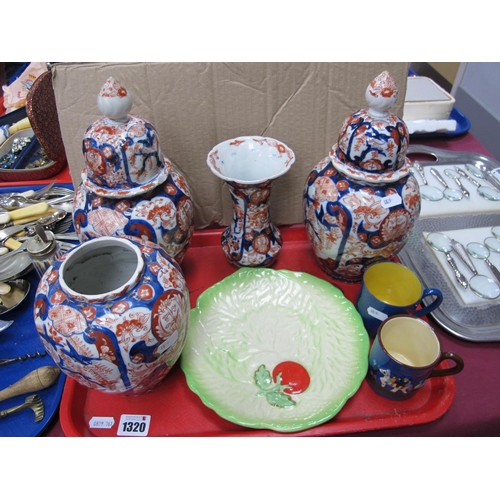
[180,268,369,433]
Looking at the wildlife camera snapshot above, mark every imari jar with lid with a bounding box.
[303,71,421,282]
[73,77,195,264]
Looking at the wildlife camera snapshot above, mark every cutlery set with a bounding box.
[0,184,76,288]
[0,183,71,427]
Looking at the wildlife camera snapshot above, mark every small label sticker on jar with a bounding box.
[380,194,402,209]
[367,306,388,322]
[157,331,179,356]
[89,416,115,429]
[117,414,151,437]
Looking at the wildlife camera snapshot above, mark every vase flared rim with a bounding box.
[206,136,295,185]
[59,236,144,301]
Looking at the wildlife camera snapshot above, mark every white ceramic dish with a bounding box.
[181,268,369,433]
[403,77,455,121]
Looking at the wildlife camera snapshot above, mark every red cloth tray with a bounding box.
[59,225,455,437]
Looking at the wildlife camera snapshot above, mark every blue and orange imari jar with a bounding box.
[303,71,421,282]
[73,77,194,264]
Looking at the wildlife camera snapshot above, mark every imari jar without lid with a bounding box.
[33,236,190,395]
[303,71,421,282]
[73,77,194,264]
[207,136,295,268]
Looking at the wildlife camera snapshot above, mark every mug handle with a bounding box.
[429,352,464,378]
[414,287,444,317]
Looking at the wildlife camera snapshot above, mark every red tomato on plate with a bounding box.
[272,361,310,395]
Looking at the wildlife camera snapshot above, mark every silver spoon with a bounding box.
[455,167,500,201]
[467,242,500,283]
[430,168,463,201]
[445,169,470,198]
[412,162,444,201]
[0,194,74,212]
[426,232,468,288]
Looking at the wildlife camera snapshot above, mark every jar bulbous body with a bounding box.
[303,157,421,282]
[73,164,194,264]
[33,236,190,395]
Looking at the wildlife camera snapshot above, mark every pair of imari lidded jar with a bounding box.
[33,71,420,396]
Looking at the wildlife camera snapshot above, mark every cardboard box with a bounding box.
[52,62,409,229]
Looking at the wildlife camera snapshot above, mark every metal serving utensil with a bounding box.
[0,194,74,211]
[0,180,58,201]
[0,208,67,233]
[0,394,44,423]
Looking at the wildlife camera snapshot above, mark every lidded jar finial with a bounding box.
[332,70,409,174]
[81,77,168,196]
[97,77,133,123]
[365,71,399,118]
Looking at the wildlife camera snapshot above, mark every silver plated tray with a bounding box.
[399,211,500,342]
[400,146,500,342]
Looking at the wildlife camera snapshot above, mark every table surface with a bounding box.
[3,131,499,438]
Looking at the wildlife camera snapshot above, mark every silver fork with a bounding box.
[30,180,58,199]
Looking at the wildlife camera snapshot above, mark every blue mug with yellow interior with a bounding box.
[356,261,443,338]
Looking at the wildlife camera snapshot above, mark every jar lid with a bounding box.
[81,77,169,198]
[331,71,409,176]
